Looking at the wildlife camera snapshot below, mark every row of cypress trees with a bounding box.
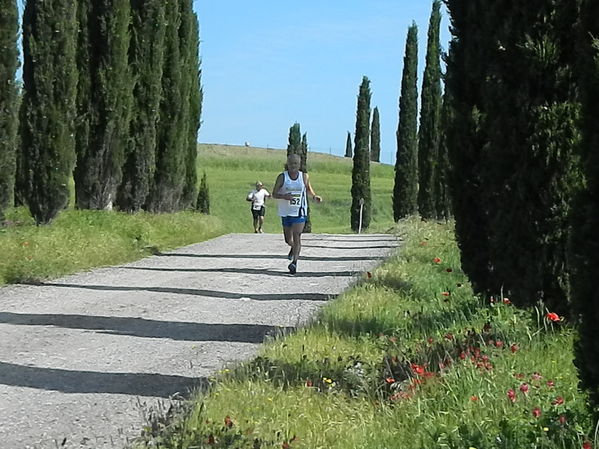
[443,0,599,409]
[393,0,449,223]
[0,0,201,224]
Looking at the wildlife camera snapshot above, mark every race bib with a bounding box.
[252,204,262,210]
[289,191,302,206]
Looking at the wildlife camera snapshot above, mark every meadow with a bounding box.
[197,144,395,234]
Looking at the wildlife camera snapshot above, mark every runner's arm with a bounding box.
[272,174,292,200]
[304,173,322,203]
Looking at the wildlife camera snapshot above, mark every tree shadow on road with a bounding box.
[0,312,290,343]
[121,266,356,278]
[38,282,333,301]
[0,361,207,398]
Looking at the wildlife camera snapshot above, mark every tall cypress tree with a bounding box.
[370,107,381,162]
[181,11,202,210]
[418,0,442,219]
[574,0,599,408]
[444,0,495,293]
[20,0,78,224]
[115,0,166,212]
[0,0,19,222]
[287,122,302,158]
[481,0,581,312]
[351,76,371,232]
[147,0,187,212]
[393,23,419,221]
[74,0,132,210]
[345,131,352,158]
[435,91,452,220]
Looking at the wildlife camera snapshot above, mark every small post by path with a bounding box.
[358,198,364,234]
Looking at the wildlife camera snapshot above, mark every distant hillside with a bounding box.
[197,143,395,234]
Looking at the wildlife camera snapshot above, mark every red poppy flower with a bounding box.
[559,414,567,425]
[442,291,450,297]
[471,395,479,401]
[510,344,519,353]
[552,396,564,406]
[207,434,216,445]
[583,442,592,449]
[444,333,454,340]
[427,337,434,344]
[519,383,530,394]
[495,340,504,348]
[532,407,542,418]
[433,257,442,263]
[507,389,516,403]
[503,297,511,304]
[547,380,555,387]
[411,364,425,375]
[386,377,396,384]
[546,312,560,322]
[459,352,467,360]
[305,380,313,387]
[282,442,290,449]
[531,372,542,381]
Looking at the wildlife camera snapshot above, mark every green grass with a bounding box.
[198,144,395,234]
[136,218,594,449]
[0,207,223,285]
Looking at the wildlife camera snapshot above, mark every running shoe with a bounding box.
[288,262,296,274]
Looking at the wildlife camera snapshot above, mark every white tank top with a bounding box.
[277,170,307,217]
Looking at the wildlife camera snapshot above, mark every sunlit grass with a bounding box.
[198,144,395,234]
[0,207,223,285]
[135,218,593,449]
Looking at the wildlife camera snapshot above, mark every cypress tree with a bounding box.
[181,11,202,209]
[370,107,381,162]
[481,0,582,312]
[287,122,302,158]
[20,0,78,224]
[147,0,187,212]
[351,76,371,232]
[196,171,209,214]
[393,23,418,221]
[74,0,132,210]
[344,131,352,158]
[0,0,19,222]
[301,132,311,233]
[418,0,443,219]
[115,0,166,212]
[435,91,452,220]
[574,0,599,408]
[444,0,495,292]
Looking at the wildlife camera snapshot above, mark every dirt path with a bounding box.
[0,232,399,448]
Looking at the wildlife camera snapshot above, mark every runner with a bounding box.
[246,181,270,233]
[272,154,322,274]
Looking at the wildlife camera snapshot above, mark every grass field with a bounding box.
[197,144,395,234]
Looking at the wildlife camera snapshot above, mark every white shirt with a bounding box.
[247,188,270,210]
[277,171,307,217]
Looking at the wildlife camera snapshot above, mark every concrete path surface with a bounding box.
[0,232,399,449]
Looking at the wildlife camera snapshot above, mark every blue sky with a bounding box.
[194,1,451,165]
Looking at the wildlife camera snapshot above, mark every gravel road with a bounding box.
[0,232,399,448]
